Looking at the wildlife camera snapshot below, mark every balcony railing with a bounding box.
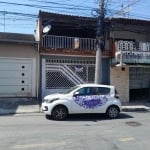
[42,35,96,51]
[115,40,150,64]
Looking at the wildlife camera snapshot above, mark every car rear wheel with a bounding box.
[51,106,68,120]
[107,106,119,119]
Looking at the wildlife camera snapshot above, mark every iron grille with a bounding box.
[45,59,95,89]
[46,71,75,89]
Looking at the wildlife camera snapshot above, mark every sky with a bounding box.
[0,0,149,34]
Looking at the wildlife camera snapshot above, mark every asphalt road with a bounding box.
[0,112,150,150]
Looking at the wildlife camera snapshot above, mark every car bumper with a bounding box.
[42,102,52,115]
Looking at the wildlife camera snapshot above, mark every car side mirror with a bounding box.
[73,91,79,96]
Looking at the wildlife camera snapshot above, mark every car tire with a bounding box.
[51,106,68,120]
[106,106,119,119]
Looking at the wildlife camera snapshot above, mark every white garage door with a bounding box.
[0,58,35,97]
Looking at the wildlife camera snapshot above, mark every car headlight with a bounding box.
[44,98,60,103]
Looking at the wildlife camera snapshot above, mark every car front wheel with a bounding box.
[106,106,119,119]
[51,106,68,120]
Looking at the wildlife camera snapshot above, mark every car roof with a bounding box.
[78,83,114,88]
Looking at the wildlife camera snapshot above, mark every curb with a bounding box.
[122,106,150,112]
[0,98,41,115]
[0,109,41,115]
[0,105,41,115]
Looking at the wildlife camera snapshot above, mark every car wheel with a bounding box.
[107,106,119,119]
[51,106,68,120]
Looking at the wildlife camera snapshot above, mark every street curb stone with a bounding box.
[122,106,150,112]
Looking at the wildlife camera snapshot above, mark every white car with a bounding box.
[42,84,121,120]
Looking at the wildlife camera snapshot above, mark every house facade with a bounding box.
[35,11,112,99]
[109,18,150,102]
[0,32,38,97]
[35,11,150,102]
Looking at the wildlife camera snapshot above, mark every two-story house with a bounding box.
[109,18,150,102]
[35,11,112,99]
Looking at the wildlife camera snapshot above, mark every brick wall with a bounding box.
[110,66,129,103]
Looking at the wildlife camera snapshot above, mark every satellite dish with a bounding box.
[43,25,51,33]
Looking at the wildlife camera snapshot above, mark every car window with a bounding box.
[64,85,79,94]
[76,87,93,95]
[94,87,110,95]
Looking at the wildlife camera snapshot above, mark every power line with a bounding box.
[0,1,91,11]
[0,11,37,18]
[26,0,93,9]
[0,0,149,33]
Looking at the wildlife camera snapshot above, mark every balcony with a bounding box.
[115,40,150,64]
[41,35,112,57]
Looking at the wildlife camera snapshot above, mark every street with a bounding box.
[0,111,150,150]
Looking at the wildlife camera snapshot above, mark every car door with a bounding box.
[71,87,94,113]
[91,87,111,113]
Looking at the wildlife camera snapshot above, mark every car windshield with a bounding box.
[63,85,80,94]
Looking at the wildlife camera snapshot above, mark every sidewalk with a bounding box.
[122,101,150,112]
[0,98,150,115]
[0,98,41,115]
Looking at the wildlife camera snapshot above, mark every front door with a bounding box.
[71,86,110,113]
[71,87,93,113]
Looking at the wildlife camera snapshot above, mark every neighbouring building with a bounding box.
[0,32,39,98]
[109,18,150,102]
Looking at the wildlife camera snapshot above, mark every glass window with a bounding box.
[94,87,110,95]
[64,85,80,94]
[77,87,93,95]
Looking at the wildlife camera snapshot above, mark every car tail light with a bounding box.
[115,94,119,99]
[115,89,119,99]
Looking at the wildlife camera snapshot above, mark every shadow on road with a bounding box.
[46,113,133,122]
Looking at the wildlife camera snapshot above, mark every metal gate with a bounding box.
[130,67,150,89]
[41,57,95,98]
[129,67,150,101]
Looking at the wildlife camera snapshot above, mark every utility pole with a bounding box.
[95,0,105,84]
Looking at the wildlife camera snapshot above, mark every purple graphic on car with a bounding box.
[73,95,108,109]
